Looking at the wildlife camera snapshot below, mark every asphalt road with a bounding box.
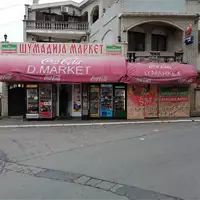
[0,122,200,199]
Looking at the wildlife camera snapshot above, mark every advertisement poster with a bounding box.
[127,85,158,119]
[159,87,190,118]
[73,84,81,112]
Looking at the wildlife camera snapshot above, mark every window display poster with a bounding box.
[159,87,189,118]
[127,85,158,119]
[73,84,81,112]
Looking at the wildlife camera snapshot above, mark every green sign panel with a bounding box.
[160,87,189,97]
[1,44,17,53]
[160,87,189,102]
[106,45,122,55]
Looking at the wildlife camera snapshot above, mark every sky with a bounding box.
[0,0,82,42]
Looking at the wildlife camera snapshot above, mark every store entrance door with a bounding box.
[8,84,25,116]
[59,84,72,118]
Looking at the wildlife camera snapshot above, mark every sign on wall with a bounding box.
[0,43,123,56]
[1,44,17,53]
[159,87,190,117]
[127,85,158,119]
[185,24,194,46]
[106,45,122,55]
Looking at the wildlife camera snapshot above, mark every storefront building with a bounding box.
[0,42,127,119]
[0,42,198,120]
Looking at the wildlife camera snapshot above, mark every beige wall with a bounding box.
[128,23,183,52]
[120,15,198,68]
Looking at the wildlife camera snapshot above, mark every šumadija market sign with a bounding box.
[1,43,109,55]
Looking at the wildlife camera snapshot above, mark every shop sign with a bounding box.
[0,42,124,55]
[185,24,193,36]
[185,24,194,45]
[19,43,104,55]
[106,45,122,55]
[144,70,181,77]
[185,36,194,45]
[90,75,108,82]
[160,87,189,102]
[0,74,13,81]
[1,44,17,53]
[130,86,156,106]
[144,63,181,77]
[26,84,38,88]
[26,58,91,76]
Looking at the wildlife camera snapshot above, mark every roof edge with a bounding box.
[30,0,92,10]
[119,12,199,18]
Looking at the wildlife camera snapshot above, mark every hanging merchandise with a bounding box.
[73,84,81,112]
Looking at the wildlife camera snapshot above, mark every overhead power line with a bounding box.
[0,4,22,11]
[0,20,22,26]
[0,0,33,11]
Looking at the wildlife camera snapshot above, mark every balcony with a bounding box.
[24,20,89,41]
[127,51,184,63]
[25,20,89,31]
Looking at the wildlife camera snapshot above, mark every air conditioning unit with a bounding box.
[61,6,69,13]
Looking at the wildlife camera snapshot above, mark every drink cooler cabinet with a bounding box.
[88,84,126,119]
[113,85,126,118]
[100,84,113,118]
[26,84,56,120]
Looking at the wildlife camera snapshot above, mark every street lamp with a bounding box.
[4,34,7,42]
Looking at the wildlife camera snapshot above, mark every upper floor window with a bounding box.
[128,32,146,51]
[82,12,88,22]
[91,5,99,24]
[151,34,167,51]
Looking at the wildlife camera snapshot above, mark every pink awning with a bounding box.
[126,62,198,84]
[0,55,127,83]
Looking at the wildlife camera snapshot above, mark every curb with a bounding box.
[0,119,197,128]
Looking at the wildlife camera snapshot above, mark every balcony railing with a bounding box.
[127,51,184,63]
[25,20,89,31]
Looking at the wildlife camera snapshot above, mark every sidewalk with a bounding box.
[0,117,200,128]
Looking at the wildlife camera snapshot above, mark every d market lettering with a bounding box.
[27,58,91,75]
[27,65,91,75]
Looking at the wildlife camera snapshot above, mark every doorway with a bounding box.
[59,84,72,118]
[8,84,25,116]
